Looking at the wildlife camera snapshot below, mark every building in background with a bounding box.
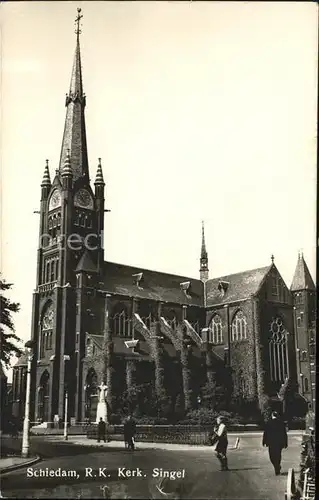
[11,10,315,425]
[290,253,316,408]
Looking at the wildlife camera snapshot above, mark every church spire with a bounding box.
[290,252,315,291]
[58,8,89,181]
[200,221,209,282]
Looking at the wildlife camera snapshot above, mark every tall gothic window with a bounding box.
[304,377,309,392]
[271,275,279,296]
[231,311,247,341]
[112,305,131,337]
[209,315,223,344]
[269,317,289,383]
[40,303,54,358]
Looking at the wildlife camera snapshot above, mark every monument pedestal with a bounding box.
[96,400,108,424]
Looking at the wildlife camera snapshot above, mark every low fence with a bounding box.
[86,424,259,445]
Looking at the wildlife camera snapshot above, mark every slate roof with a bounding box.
[290,254,315,291]
[206,265,271,306]
[102,261,204,306]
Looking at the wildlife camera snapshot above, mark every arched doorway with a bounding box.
[84,369,98,422]
[37,371,50,422]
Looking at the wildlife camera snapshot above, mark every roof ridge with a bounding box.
[103,260,201,282]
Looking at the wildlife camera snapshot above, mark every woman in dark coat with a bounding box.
[262,411,288,475]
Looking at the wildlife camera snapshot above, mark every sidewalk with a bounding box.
[0,455,41,474]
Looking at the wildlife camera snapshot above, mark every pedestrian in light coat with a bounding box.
[210,415,229,471]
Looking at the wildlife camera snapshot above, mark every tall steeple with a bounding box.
[290,252,315,291]
[59,8,89,182]
[200,221,209,282]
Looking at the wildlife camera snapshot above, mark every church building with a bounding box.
[12,10,315,425]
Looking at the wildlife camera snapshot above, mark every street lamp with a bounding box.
[21,339,36,458]
[63,355,70,440]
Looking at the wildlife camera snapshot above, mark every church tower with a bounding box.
[290,252,316,406]
[199,221,209,282]
[30,9,105,423]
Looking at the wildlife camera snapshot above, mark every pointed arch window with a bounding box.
[40,303,54,358]
[269,317,289,384]
[209,314,223,344]
[271,274,279,296]
[112,306,130,337]
[231,311,247,341]
[48,217,53,230]
[304,377,309,392]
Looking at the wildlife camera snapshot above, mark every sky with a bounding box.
[1,1,317,375]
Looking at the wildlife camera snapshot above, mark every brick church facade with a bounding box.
[12,13,315,425]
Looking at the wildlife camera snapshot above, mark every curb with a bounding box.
[0,455,41,474]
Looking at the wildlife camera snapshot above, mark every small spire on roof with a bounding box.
[94,158,105,185]
[61,149,73,177]
[271,254,274,264]
[41,159,51,187]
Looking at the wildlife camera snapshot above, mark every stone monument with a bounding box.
[96,382,108,424]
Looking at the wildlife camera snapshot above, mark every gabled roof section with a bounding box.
[206,265,271,306]
[102,261,204,306]
[290,253,315,291]
[58,12,89,182]
[76,251,97,273]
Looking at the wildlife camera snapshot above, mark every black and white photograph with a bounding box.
[0,1,317,499]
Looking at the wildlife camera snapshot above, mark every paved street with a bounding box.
[1,433,302,499]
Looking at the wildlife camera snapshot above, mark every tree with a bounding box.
[0,277,22,368]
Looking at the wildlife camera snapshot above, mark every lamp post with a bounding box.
[21,340,36,458]
[63,355,70,440]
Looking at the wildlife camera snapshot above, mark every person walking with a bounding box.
[262,411,288,475]
[210,415,229,471]
[124,415,136,451]
[97,417,107,443]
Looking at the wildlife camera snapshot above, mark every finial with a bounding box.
[75,7,83,36]
[271,254,274,263]
[61,149,72,177]
[95,158,105,185]
[41,159,51,187]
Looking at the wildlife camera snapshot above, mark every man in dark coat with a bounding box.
[124,415,136,451]
[97,417,106,443]
[262,411,288,475]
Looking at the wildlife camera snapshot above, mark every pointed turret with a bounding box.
[41,160,51,187]
[291,252,315,291]
[94,158,105,186]
[58,8,89,182]
[200,221,209,282]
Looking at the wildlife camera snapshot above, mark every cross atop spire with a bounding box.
[75,8,83,36]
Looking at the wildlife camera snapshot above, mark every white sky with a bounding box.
[1,1,317,364]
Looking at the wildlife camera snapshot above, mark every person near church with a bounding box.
[124,415,136,451]
[210,415,229,471]
[262,411,288,475]
[97,417,106,443]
